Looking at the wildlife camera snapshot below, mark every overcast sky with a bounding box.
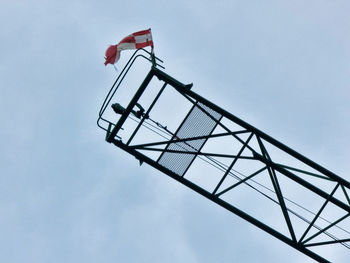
[1,0,350,262]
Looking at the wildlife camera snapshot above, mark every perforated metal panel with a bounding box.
[157,102,222,176]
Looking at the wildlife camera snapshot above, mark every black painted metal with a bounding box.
[126,82,168,146]
[98,52,350,263]
[110,138,331,263]
[151,67,350,189]
[106,68,155,143]
[212,132,253,195]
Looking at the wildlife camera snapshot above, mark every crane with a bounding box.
[97,49,350,263]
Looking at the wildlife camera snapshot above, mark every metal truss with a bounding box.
[98,50,350,263]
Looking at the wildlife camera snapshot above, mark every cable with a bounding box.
[126,114,350,248]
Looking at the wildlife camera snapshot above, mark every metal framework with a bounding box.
[98,50,350,263]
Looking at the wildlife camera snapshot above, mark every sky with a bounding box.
[1,0,350,262]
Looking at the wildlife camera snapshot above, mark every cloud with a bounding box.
[1,0,349,262]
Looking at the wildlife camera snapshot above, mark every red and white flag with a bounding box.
[104,29,153,66]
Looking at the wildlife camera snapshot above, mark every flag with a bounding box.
[104,29,153,66]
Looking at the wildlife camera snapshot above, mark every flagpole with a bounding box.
[151,49,156,67]
[148,28,156,67]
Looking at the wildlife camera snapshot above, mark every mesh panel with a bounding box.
[157,102,222,176]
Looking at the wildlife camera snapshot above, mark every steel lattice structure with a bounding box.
[98,49,350,263]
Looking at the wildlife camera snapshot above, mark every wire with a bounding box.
[126,114,350,248]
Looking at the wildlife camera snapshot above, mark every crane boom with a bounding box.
[98,50,350,263]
